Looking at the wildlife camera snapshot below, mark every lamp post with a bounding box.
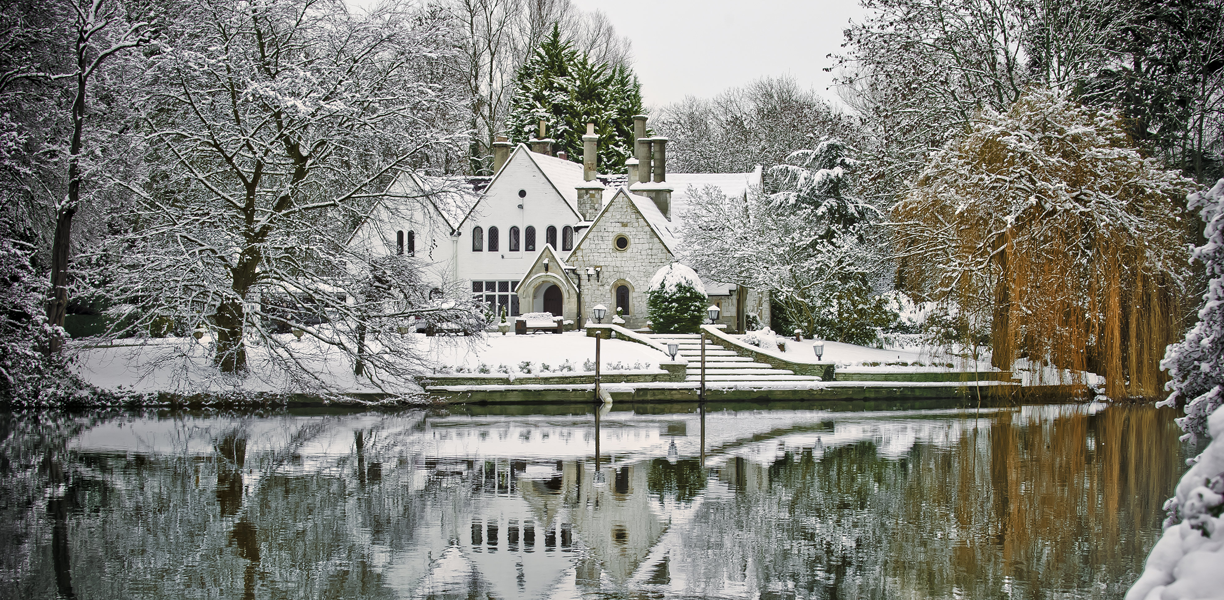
[593,304,607,324]
[813,340,825,361]
[563,266,583,329]
[707,304,720,324]
[667,343,678,361]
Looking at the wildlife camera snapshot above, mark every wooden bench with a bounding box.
[515,312,563,334]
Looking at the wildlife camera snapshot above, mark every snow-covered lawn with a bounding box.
[751,335,994,372]
[421,331,664,374]
[72,331,668,395]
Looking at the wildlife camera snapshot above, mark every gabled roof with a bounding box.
[456,144,585,231]
[572,187,679,255]
[346,170,482,246]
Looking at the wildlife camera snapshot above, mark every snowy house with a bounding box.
[349,117,770,332]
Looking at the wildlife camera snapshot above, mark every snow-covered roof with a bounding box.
[525,149,589,217]
[413,175,485,230]
[667,167,762,227]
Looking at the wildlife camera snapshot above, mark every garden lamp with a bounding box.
[813,340,825,361]
[593,304,607,324]
[707,304,720,324]
[586,266,595,281]
[667,343,679,360]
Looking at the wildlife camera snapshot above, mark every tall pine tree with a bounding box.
[507,24,642,171]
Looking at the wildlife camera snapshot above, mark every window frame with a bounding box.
[472,226,483,252]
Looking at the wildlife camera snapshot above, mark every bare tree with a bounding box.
[104,0,477,390]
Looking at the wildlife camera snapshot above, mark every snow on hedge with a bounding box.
[649,262,706,296]
[1125,406,1224,600]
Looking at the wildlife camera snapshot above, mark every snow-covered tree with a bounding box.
[505,24,642,171]
[1160,179,1224,441]
[679,139,888,344]
[896,89,1196,397]
[102,0,474,389]
[654,77,861,175]
[647,263,707,334]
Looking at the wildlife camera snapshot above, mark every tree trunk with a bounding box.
[991,249,1014,371]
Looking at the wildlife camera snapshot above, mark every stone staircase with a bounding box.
[645,333,826,386]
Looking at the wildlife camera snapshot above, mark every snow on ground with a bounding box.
[1126,407,1224,600]
[72,331,667,395]
[751,334,995,372]
[420,331,664,374]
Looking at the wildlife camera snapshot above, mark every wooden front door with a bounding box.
[543,284,562,317]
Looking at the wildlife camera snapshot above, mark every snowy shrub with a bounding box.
[743,328,780,351]
[496,364,510,375]
[558,360,575,372]
[582,359,596,372]
[540,363,551,372]
[1160,179,1224,443]
[647,263,708,334]
[477,363,490,374]
[518,361,533,374]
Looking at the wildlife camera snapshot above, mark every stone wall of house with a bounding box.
[566,193,674,330]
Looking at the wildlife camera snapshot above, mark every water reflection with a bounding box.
[0,402,1191,599]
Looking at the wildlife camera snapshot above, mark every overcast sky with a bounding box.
[568,0,866,109]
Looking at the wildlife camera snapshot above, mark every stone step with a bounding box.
[675,349,737,357]
[686,368,794,376]
[686,362,773,370]
[689,374,823,382]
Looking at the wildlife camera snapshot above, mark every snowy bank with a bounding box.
[1126,406,1224,600]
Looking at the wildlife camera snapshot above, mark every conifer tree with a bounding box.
[506,24,642,171]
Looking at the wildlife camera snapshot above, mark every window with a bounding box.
[525,226,536,252]
[407,231,415,256]
[396,230,404,255]
[488,226,500,252]
[473,280,520,316]
[562,226,573,251]
[546,226,557,249]
[509,226,520,251]
[472,226,483,252]
[613,234,629,251]
[616,285,630,314]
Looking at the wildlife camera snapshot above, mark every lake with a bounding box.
[0,400,1192,599]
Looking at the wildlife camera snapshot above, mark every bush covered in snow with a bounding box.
[742,328,782,352]
[647,263,708,334]
[1127,180,1224,600]
[1160,179,1224,443]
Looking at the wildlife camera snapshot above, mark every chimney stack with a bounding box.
[557,151,568,161]
[650,137,667,182]
[530,120,554,155]
[492,135,512,173]
[582,122,598,181]
[633,115,650,184]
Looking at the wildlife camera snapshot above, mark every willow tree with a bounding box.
[895,89,1195,397]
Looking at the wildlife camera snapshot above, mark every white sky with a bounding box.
[568,0,865,109]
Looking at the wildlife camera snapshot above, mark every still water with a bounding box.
[0,400,1191,599]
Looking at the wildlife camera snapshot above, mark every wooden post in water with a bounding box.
[594,331,602,403]
[699,402,706,467]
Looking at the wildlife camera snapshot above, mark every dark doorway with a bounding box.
[543,284,562,317]
[616,285,630,315]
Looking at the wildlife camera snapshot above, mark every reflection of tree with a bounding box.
[645,458,706,505]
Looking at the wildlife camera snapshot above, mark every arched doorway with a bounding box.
[543,284,562,317]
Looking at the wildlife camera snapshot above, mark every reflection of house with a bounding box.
[349,117,769,331]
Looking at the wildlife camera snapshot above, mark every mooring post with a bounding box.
[700,330,707,401]
[594,331,602,403]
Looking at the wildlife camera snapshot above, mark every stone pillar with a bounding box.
[626,158,639,184]
[651,137,667,183]
[492,136,512,173]
[582,123,598,181]
[530,120,553,155]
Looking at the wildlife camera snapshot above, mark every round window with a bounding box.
[614,235,630,251]
[518,189,527,198]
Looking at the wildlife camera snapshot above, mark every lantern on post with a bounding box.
[593,304,607,324]
[813,340,825,361]
[707,305,720,324]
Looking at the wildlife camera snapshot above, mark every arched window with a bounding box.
[546,226,557,249]
[509,226,520,251]
[616,285,630,314]
[407,230,415,256]
[472,226,483,252]
[525,226,536,252]
[562,226,573,251]
[488,226,499,252]
[396,230,404,255]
